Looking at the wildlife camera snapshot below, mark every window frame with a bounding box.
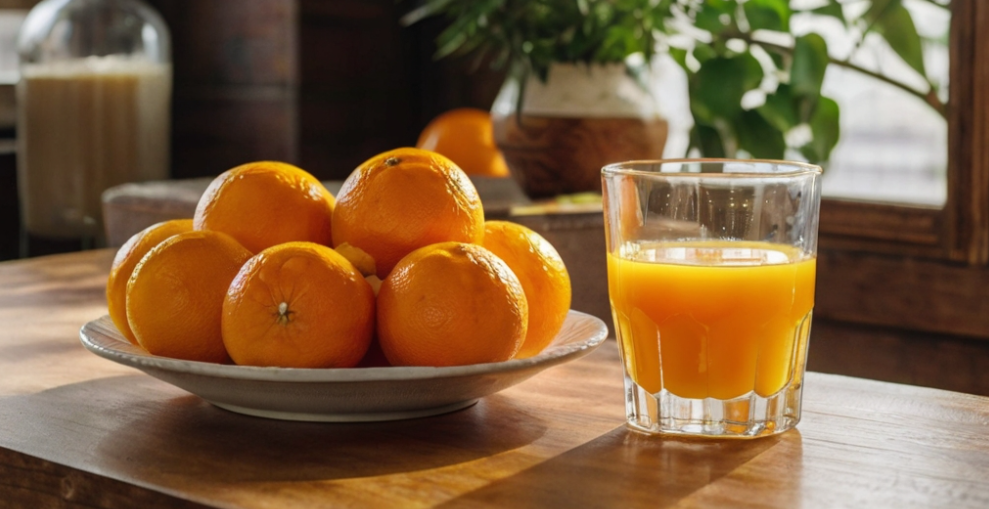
[945,0,989,265]
[813,0,989,340]
[818,0,985,264]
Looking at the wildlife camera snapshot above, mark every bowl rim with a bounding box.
[79,310,610,383]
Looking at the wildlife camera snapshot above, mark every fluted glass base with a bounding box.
[624,377,804,438]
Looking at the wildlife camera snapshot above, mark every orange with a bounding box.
[194,161,335,254]
[106,219,193,345]
[416,108,510,178]
[126,230,252,363]
[222,242,375,368]
[377,242,528,367]
[332,147,485,277]
[482,221,572,358]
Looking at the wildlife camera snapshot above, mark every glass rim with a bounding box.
[601,158,823,178]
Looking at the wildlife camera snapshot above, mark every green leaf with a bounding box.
[435,29,469,59]
[791,33,829,99]
[744,0,790,32]
[689,54,763,122]
[864,0,900,24]
[874,4,926,77]
[695,0,736,33]
[399,0,456,26]
[691,124,727,158]
[693,43,718,63]
[735,54,765,90]
[695,7,728,33]
[669,47,688,68]
[757,84,799,133]
[705,0,736,14]
[811,1,846,27]
[735,109,786,159]
[768,50,786,70]
[410,0,674,85]
[800,96,841,163]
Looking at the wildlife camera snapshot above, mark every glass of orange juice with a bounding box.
[602,159,822,438]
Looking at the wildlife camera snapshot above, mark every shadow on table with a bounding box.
[2,374,548,483]
[436,425,804,508]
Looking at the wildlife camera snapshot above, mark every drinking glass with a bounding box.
[602,159,822,438]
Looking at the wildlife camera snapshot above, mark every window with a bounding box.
[815,0,989,339]
[806,0,949,207]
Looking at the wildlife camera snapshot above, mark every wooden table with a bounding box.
[2,250,988,508]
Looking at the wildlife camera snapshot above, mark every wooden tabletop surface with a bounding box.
[1,249,988,508]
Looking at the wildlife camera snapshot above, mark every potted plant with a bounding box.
[405,0,947,198]
[405,1,678,198]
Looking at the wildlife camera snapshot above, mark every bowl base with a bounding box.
[209,399,480,422]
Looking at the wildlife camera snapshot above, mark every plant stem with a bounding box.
[747,37,948,119]
[849,0,894,58]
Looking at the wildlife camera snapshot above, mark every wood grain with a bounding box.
[815,248,989,338]
[1,250,989,508]
[818,199,943,258]
[149,0,298,87]
[0,0,38,8]
[947,0,989,264]
[145,0,300,179]
[808,318,989,397]
[0,449,209,509]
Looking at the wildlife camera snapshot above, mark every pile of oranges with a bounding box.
[105,147,572,368]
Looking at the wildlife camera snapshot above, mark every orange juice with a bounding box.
[607,241,815,400]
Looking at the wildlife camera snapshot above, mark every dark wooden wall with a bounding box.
[810,319,989,396]
[148,0,504,181]
[0,0,505,256]
[149,0,301,179]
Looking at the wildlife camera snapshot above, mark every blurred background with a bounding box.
[0,0,508,259]
[0,0,951,259]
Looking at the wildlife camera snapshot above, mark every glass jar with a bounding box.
[16,0,171,245]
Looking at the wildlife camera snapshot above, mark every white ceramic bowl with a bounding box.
[79,311,608,422]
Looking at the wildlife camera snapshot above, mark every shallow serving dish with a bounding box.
[79,311,608,422]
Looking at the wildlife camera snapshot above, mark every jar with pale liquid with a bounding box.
[16,0,171,245]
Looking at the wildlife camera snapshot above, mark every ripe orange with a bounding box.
[331,147,485,277]
[106,219,193,345]
[194,161,335,254]
[126,230,252,363]
[377,242,528,367]
[482,221,572,358]
[222,242,375,368]
[416,108,510,178]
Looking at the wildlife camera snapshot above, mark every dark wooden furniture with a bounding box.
[1,250,988,508]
